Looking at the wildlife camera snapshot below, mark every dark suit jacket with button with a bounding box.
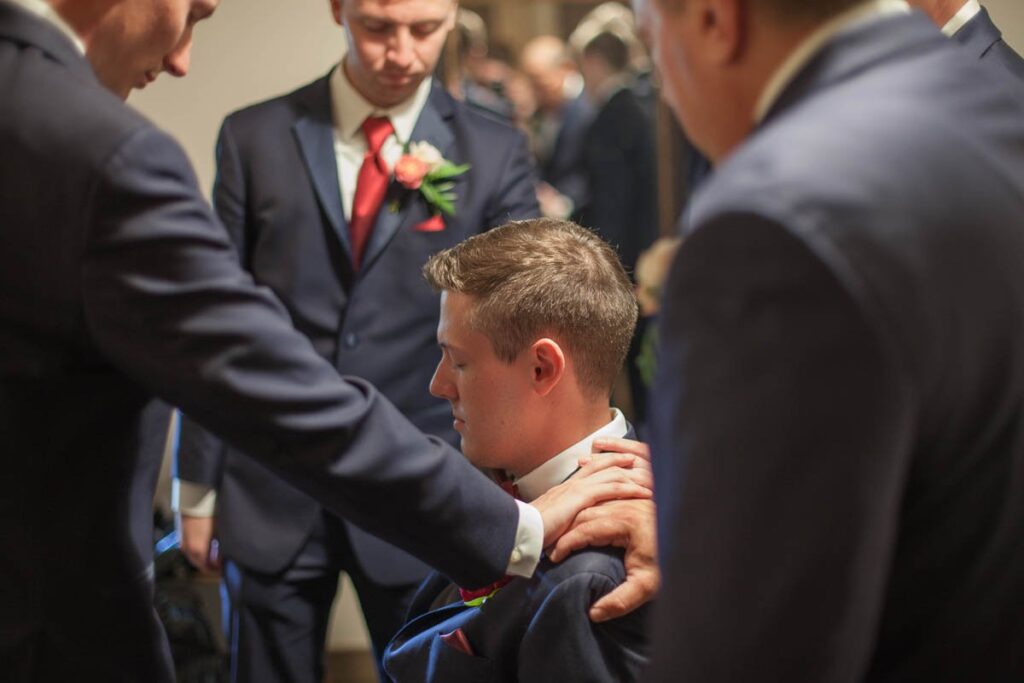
[175,74,540,581]
[384,548,650,683]
[953,6,1024,81]
[648,12,1024,682]
[0,7,523,680]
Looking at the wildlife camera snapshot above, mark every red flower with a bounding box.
[394,155,429,190]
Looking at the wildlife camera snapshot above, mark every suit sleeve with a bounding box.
[647,214,915,682]
[517,571,650,682]
[80,124,518,588]
[175,119,247,491]
[484,129,541,226]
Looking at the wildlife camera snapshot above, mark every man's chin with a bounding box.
[374,77,423,104]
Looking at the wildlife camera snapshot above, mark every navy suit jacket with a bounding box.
[175,74,539,581]
[384,548,650,683]
[539,94,595,211]
[953,6,1024,81]
[384,426,649,683]
[649,13,1024,682]
[575,87,657,276]
[0,7,520,680]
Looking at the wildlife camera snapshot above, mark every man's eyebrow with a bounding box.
[437,341,464,354]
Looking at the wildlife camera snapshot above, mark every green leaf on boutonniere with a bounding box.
[426,163,471,181]
[420,182,457,215]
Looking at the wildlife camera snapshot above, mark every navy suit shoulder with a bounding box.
[387,548,650,683]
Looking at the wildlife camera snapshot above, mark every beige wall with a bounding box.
[987,0,1024,53]
[130,0,346,196]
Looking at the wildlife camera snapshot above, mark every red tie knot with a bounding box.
[362,116,394,155]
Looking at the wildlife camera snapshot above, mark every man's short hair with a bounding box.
[583,31,632,73]
[423,219,639,398]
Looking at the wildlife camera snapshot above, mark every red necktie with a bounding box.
[349,116,394,269]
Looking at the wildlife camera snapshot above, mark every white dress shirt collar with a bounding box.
[514,408,628,503]
[941,0,981,37]
[755,0,910,123]
[329,57,433,146]
[7,0,85,55]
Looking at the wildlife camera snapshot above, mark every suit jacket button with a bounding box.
[344,332,359,349]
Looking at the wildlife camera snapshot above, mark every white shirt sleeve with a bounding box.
[172,479,217,517]
[506,500,544,578]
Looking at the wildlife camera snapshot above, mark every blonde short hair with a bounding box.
[423,219,638,398]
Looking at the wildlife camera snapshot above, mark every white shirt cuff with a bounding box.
[172,479,217,517]
[506,500,543,578]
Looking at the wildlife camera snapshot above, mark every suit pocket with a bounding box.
[413,214,446,232]
[426,631,496,683]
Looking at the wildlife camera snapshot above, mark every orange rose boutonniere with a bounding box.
[393,141,469,216]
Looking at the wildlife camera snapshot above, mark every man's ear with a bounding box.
[530,338,566,397]
[330,0,343,27]
[697,0,746,65]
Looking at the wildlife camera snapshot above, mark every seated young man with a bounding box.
[384,218,650,682]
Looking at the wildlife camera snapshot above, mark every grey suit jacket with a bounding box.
[0,5,518,680]
[649,12,1024,682]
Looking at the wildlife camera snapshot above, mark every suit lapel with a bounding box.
[952,8,1002,61]
[292,76,354,263]
[360,85,457,272]
[0,3,96,84]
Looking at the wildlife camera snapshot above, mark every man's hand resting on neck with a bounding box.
[530,441,659,623]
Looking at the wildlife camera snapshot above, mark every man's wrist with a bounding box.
[506,500,543,578]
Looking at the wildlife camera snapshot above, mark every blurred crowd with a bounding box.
[449,2,703,423]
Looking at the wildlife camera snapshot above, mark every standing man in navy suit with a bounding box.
[0,0,658,680]
[173,1,548,681]
[907,1,1024,79]
[635,0,1024,680]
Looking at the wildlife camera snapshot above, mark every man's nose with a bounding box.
[429,363,452,399]
[164,33,194,78]
[385,28,415,69]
